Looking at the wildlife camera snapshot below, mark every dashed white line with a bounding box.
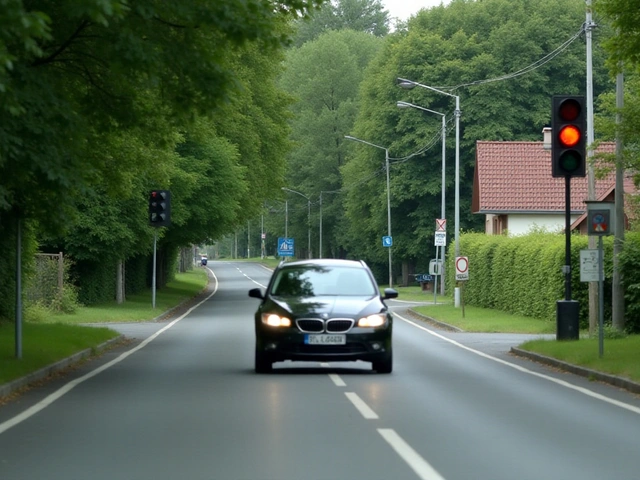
[328,373,346,387]
[378,428,446,480]
[345,392,379,419]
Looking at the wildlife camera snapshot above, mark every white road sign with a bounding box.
[580,249,600,282]
[434,231,446,247]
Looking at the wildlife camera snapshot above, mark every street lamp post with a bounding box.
[282,187,311,258]
[397,78,461,260]
[344,135,393,288]
[397,100,446,297]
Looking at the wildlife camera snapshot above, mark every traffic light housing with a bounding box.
[149,190,171,227]
[551,95,586,178]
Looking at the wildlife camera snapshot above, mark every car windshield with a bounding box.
[270,265,377,297]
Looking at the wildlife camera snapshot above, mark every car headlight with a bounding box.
[357,314,386,327]
[261,313,292,327]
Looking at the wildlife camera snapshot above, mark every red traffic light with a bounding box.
[551,95,586,178]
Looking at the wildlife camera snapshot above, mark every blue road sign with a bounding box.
[382,236,393,247]
[277,237,294,257]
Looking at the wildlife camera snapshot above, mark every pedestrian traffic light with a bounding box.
[149,190,171,227]
[552,95,586,178]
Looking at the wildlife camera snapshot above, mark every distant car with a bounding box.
[248,258,398,373]
[201,257,207,266]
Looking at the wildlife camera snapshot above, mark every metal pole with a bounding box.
[564,175,572,301]
[152,230,157,309]
[598,235,604,357]
[441,115,446,296]
[319,192,323,258]
[454,96,460,258]
[15,213,22,359]
[386,148,392,288]
[307,200,311,258]
[285,200,288,239]
[247,221,250,259]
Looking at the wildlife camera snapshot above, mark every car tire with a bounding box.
[372,352,392,374]
[255,349,273,373]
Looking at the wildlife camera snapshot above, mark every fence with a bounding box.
[26,253,64,306]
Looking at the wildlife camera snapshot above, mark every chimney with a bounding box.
[542,127,552,150]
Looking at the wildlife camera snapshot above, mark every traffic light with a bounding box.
[149,190,171,227]
[551,95,586,178]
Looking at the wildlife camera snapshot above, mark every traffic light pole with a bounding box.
[564,175,572,301]
[152,230,157,309]
[557,175,579,340]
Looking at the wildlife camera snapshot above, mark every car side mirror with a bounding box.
[249,288,264,300]
[382,288,398,300]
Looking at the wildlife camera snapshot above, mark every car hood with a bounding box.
[269,295,384,318]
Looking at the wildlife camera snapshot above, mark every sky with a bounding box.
[382,0,451,21]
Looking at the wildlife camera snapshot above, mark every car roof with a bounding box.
[277,258,367,269]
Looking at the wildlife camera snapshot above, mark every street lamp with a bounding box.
[282,187,311,258]
[397,100,446,296]
[344,135,393,288]
[397,78,461,260]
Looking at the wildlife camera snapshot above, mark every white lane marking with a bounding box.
[235,266,268,288]
[328,374,346,387]
[395,311,640,415]
[0,270,220,436]
[345,392,379,419]
[378,428,446,480]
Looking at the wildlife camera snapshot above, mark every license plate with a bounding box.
[305,334,346,345]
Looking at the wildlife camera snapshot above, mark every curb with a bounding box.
[510,347,640,395]
[406,308,464,332]
[0,335,124,399]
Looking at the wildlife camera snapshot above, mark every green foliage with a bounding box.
[618,231,640,333]
[452,231,617,329]
[342,0,611,275]
[292,0,390,47]
[278,29,383,257]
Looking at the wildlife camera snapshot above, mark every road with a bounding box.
[1,261,640,480]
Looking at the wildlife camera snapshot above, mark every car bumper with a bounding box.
[255,328,391,363]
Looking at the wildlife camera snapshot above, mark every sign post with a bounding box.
[586,201,614,357]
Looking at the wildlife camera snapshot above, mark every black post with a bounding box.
[557,175,579,340]
[15,213,22,359]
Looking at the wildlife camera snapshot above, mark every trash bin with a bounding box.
[556,300,579,340]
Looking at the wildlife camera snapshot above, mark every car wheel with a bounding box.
[372,352,392,374]
[255,349,272,374]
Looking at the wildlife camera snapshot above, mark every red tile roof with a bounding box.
[473,141,619,214]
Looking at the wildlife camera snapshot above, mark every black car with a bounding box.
[248,258,398,373]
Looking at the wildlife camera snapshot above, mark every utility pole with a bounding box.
[612,67,625,330]
[586,2,598,335]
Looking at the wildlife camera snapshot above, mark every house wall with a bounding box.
[505,214,581,235]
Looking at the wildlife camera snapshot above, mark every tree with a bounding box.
[279,29,383,257]
[342,0,612,280]
[292,0,389,47]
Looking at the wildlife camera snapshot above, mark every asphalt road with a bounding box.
[1,261,640,480]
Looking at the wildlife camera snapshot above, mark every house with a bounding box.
[472,141,633,235]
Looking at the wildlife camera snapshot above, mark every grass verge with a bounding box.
[0,269,208,386]
[519,336,640,383]
[50,269,208,324]
[0,323,119,384]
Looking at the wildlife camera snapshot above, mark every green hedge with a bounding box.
[447,232,620,330]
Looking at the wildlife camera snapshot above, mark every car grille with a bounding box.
[326,319,354,333]
[296,319,324,332]
[296,318,354,333]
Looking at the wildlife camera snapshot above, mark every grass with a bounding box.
[395,285,640,385]
[0,323,119,384]
[0,269,208,387]
[51,269,208,324]
[519,336,640,383]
